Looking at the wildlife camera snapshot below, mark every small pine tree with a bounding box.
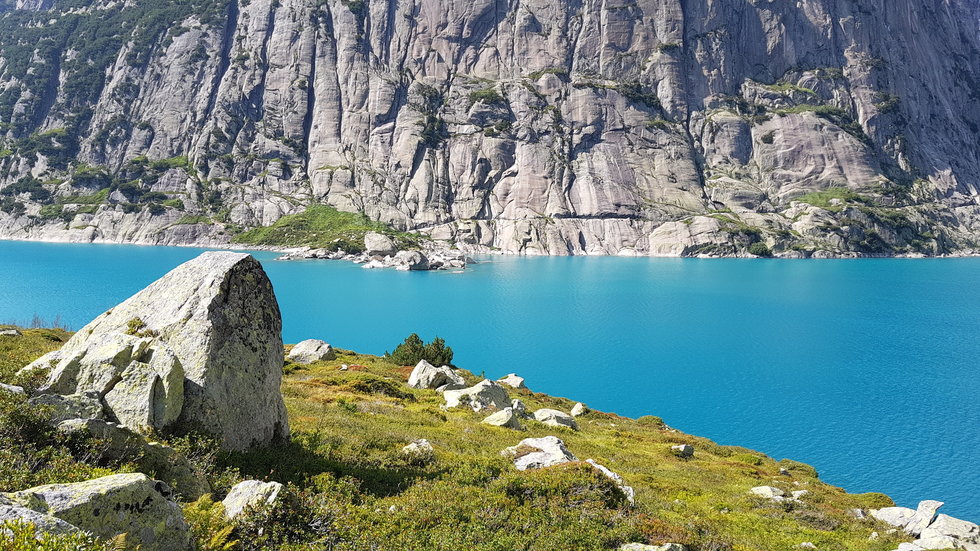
[387,334,454,367]
[423,337,453,367]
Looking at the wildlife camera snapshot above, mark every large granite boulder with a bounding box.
[22,252,289,451]
[29,392,105,423]
[222,480,284,520]
[57,418,209,500]
[501,436,577,471]
[364,232,397,256]
[4,473,191,551]
[443,380,510,411]
[392,250,429,271]
[287,339,336,364]
[408,360,464,389]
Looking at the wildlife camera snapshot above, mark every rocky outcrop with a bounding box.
[872,500,980,551]
[443,380,510,411]
[3,473,191,551]
[23,252,289,451]
[287,339,337,364]
[497,373,526,389]
[0,0,978,258]
[502,436,577,471]
[408,360,465,390]
[222,480,284,521]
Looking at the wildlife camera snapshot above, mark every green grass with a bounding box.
[0,333,917,550]
[232,205,421,253]
[794,188,868,211]
[59,188,109,205]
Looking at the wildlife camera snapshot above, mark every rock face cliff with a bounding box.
[0,0,978,256]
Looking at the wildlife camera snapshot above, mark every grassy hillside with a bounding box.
[0,330,914,550]
[231,205,421,253]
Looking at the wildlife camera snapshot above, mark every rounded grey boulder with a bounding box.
[287,339,337,364]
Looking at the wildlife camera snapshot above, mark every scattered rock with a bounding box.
[22,252,289,451]
[671,444,694,458]
[482,407,522,429]
[401,438,434,461]
[364,232,397,256]
[0,328,21,337]
[443,380,510,411]
[287,339,337,364]
[779,467,791,476]
[0,382,25,395]
[586,459,635,504]
[533,408,579,430]
[28,392,105,423]
[222,480,284,520]
[511,399,529,417]
[796,543,817,549]
[408,360,465,390]
[792,490,809,500]
[750,486,786,499]
[497,373,526,389]
[571,402,588,417]
[393,250,429,271]
[57,418,209,500]
[4,473,190,551]
[847,508,867,519]
[502,436,577,471]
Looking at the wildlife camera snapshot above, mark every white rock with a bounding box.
[23,252,289,451]
[912,535,957,549]
[443,380,510,411]
[287,339,337,364]
[497,373,526,389]
[619,544,687,551]
[586,459,635,504]
[0,382,25,395]
[0,328,20,337]
[502,436,577,471]
[5,473,190,551]
[797,544,817,549]
[792,490,810,500]
[570,402,588,417]
[905,500,945,536]
[671,444,694,458]
[482,407,522,429]
[402,438,434,459]
[871,506,916,528]
[533,408,579,430]
[921,514,980,542]
[222,480,284,520]
[750,486,786,499]
[408,360,464,389]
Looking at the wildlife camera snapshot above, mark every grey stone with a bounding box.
[0,495,80,535]
[5,473,191,551]
[29,392,105,423]
[920,514,980,543]
[0,383,25,395]
[393,250,429,271]
[287,339,337,364]
[24,252,289,451]
[502,436,577,471]
[905,500,945,536]
[671,444,694,458]
[401,438,434,461]
[619,544,687,551]
[511,399,529,417]
[482,407,522,429]
[750,486,786,499]
[364,232,397,256]
[871,506,917,528]
[408,360,464,389]
[570,402,587,417]
[533,408,579,430]
[222,480,284,520]
[443,380,510,412]
[586,459,635,505]
[0,328,21,337]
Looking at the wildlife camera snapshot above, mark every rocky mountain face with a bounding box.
[0,0,978,256]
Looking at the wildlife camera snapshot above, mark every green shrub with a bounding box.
[0,520,114,551]
[748,242,773,257]
[468,87,505,106]
[386,333,454,366]
[184,495,240,551]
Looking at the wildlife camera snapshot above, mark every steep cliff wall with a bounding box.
[0,0,978,256]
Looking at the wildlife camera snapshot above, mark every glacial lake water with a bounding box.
[1,239,978,519]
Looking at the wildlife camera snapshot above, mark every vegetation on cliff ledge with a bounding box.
[0,329,915,550]
[231,205,421,254]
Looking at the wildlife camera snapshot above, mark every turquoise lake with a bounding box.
[1,240,978,519]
